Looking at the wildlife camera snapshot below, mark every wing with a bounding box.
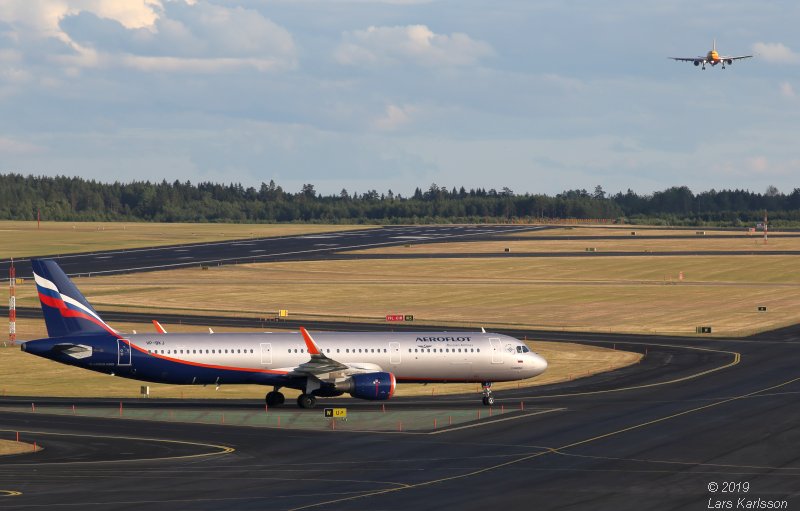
[669,57,705,62]
[720,55,753,61]
[287,327,351,378]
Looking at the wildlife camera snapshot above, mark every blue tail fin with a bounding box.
[31,259,116,338]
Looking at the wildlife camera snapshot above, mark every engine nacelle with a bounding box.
[337,372,396,400]
[726,59,733,65]
[693,60,700,67]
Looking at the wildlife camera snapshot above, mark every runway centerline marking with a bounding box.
[0,490,21,497]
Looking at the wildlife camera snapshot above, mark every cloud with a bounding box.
[0,1,296,73]
[752,42,800,64]
[0,136,43,154]
[335,24,492,67]
[779,81,795,99]
[373,104,416,130]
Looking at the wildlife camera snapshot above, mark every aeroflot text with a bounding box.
[416,337,472,342]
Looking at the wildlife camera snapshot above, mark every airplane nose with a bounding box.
[530,353,548,375]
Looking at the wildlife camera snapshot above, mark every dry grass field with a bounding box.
[12,253,799,337]
[348,226,792,254]
[1,319,637,399]
[0,439,38,456]
[0,221,373,259]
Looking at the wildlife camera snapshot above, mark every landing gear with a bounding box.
[297,393,317,409]
[481,382,495,406]
[265,390,285,407]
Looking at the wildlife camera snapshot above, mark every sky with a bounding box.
[1,1,799,197]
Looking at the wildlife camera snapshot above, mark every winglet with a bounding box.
[152,320,167,334]
[299,327,321,355]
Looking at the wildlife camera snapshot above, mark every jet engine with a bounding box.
[336,372,396,400]
[726,59,733,65]
[693,61,700,67]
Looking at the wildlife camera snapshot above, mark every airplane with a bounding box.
[20,259,548,408]
[670,39,753,69]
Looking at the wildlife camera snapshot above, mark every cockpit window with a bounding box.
[516,345,530,353]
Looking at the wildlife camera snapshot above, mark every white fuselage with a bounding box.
[126,331,547,383]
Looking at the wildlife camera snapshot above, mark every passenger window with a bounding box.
[346,349,350,353]
[336,349,340,353]
[477,348,480,352]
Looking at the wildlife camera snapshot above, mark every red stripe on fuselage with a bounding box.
[127,341,289,375]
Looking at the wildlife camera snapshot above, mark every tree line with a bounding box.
[0,173,798,226]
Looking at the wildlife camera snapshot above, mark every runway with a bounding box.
[6,224,798,280]
[1,225,548,278]
[1,327,798,510]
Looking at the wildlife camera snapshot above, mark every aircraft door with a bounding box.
[117,339,132,366]
[489,338,503,364]
[260,343,272,365]
[389,342,401,364]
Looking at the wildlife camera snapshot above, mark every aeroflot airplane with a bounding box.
[21,259,547,408]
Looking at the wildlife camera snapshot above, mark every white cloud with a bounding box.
[779,81,795,99]
[373,104,416,130]
[747,156,769,173]
[0,136,43,154]
[752,42,800,64]
[0,1,296,73]
[335,24,492,67]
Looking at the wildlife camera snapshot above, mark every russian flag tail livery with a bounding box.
[31,259,117,338]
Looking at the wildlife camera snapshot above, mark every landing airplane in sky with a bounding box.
[670,40,752,69]
[21,259,547,408]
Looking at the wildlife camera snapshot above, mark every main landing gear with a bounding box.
[265,387,317,409]
[297,394,317,409]
[265,388,285,407]
[481,382,495,406]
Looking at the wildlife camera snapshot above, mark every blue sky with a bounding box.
[0,1,798,196]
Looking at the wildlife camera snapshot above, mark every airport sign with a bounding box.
[324,407,347,419]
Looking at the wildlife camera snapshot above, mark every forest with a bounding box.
[1,173,798,226]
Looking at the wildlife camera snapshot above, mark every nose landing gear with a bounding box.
[481,382,495,406]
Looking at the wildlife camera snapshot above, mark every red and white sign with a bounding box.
[385,314,405,322]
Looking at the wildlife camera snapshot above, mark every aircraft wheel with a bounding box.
[482,396,495,406]
[297,394,317,409]
[266,391,285,407]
